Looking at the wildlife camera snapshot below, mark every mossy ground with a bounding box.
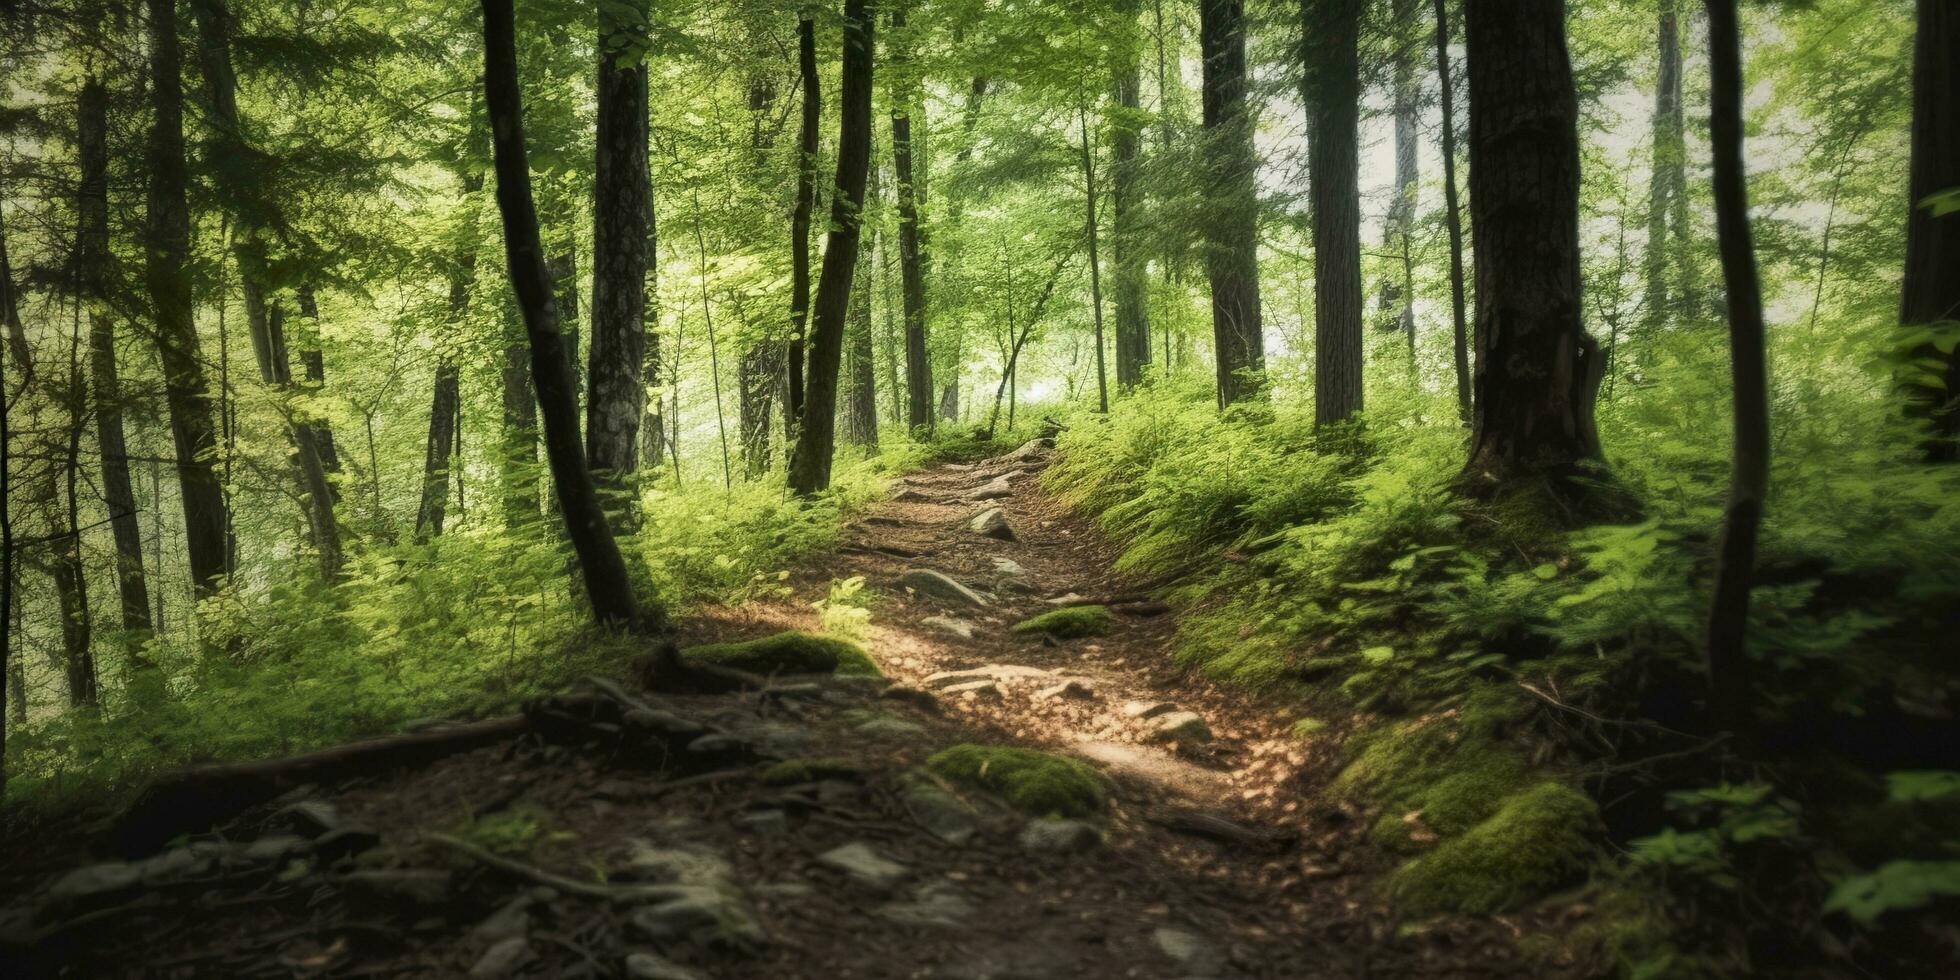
[1332,689,1533,850]
[926,744,1107,818]
[681,630,880,676]
[1391,780,1601,915]
[1009,605,1115,639]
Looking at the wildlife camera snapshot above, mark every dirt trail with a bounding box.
[2,445,1544,979]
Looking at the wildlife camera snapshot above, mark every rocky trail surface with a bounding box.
[0,442,1551,979]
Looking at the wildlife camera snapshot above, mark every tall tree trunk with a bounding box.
[789,14,819,431]
[417,171,481,541]
[293,286,343,485]
[1306,0,1363,426]
[891,4,933,433]
[1643,3,1683,335]
[192,0,341,580]
[740,72,782,476]
[586,2,651,517]
[480,0,641,627]
[1385,0,1419,359]
[78,75,152,636]
[1460,0,1607,499]
[846,175,881,448]
[501,291,540,526]
[1702,0,1768,733]
[1,289,11,792]
[59,305,96,706]
[1433,0,1472,423]
[1111,39,1151,389]
[1080,106,1111,413]
[1198,0,1265,408]
[145,0,232,596]
[788,0,874,496]
[1902,0,1960,458]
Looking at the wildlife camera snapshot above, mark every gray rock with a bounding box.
[892,486,939,503]
[624,841,733,887]
[468,937,533,979]
[313,826,382,864]
[46,862,142,909]
[964,477,1014,502]
[242,835,310,864]
[897,569,990,608]
[878,880,975,927]
[684,732,759,766]
[1045,592,1088,606]
[924,664,1050,688]
[817,842,908,889]
[1154,926,1227,975]
[1122,700,1179,719]
[467,894,536,947]
[753,881,815,899]
[855,715,927,738]
[274,799,346,837]
[630,885,766,950]
[624,706,710,739]
[921,615,977,639]
[990,556,1026,577]
[138,847,218,884]
[968,508,1016,541]
[902,781,981,845]
[941,679,1002,700]
[1019,818,1103,854]
[1146,711,1212,744]
[624,951,708,980]
[737,809,789,836]
[1036,679,1095,700]
[337,869,452,905]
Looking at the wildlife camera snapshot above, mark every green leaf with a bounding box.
[1885,771,1960,803]
[1825,861,1960,925]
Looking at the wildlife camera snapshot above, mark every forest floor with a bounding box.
[0,444,1589,979]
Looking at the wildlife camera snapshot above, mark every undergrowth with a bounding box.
[1046,327,1960,975]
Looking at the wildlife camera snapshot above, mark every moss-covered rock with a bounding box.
[681,631,880,676]
[1333,692,1532,842]
[1391,781,1601,915]
[1010,605,1114,640]
[926,744,1106,818]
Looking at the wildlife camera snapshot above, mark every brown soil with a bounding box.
[1,449,1591,979]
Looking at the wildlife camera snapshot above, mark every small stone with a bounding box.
[630,886,766,950]
[46,862,142,909]
[924,664,1050,688]
[878,880,975,927]
[625,842,734,887]
[273,800,346,837]
[964,477,1014,502]
[683,732,759,767]
[1019,818,1103,855]
[138,847,217,884]
[942,680,1002,700]
[338,869,451,905]
[1153,926,1227,974]
[817,842,908,889]
[623,951,708,980]
[467,894,536,947]
[896,569,990,608]
[1036,679,1095,700]
[1145,711,1212,744]
[738,810,789,837]
[891,487,937,503]
[1045,592,1087,606]
[1122,700,1179,720]
[968,508,1016,541]
[242,835,310,864]
[990,556,1026,577]
[903,782,981,845]
[468,937,533,979]
[313,826,383,864]
[856,715,928,737]
[921,615,977,639]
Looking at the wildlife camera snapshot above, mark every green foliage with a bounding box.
[682,631,878,677]
[1009,605,1114,639]
[1825,861,1960,925]
[926,744,1106,818]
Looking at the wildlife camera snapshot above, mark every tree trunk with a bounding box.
[480,0,641,627]
[1433,0,1472,423]
[891,4,933,434]
[1081,106,1110,414]
[1902,0,1960,459]
[789,14,819,430]
[146,0,232,596]
[1460,0,1608,499]
[501,291,540,526]
[1111,44,1151,389]
[293,286,343,485]
[1643,3,1683,335]
[740,71,782,476]
[788,0,874,496]
[78,75,152,635]
[1385,0,1419,359]
[1306,0,1364,426]
[1702,0,1768,732]
[192,0,341,580]
[846,176,881,448]
[417,172,480,542]
[59,315,96,705]
[586,5,651,515]
[1198,0,1265,408]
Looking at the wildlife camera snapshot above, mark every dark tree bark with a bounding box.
[58,310,95,706]
[1306,0,1364,426]
[293,286,343,484]
[1080,106,1110,414]
[1702,0,1768,732]
[740,71,782,476]
[1460,0,1608,498]
[1,279,11,791]
[501,291,541,527]
[789,14,819,430]
[846,174,881,448]
[891,3,933,433]
[78,75,152,635]
[1433,0,1471,422]
[1902,0,1960,458]
[146,0,232,596]
[192,0,341,579]
[1111,44,1151,389]
[480,0,640,626]
[1198,0,1265,408]
[417,171,481,542]
[788,0,874,496]
[586,2,651,512]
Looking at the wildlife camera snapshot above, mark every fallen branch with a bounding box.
[107,715,530,858]
[423,833,688,903]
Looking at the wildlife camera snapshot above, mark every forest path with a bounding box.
[3,443,1536,979]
